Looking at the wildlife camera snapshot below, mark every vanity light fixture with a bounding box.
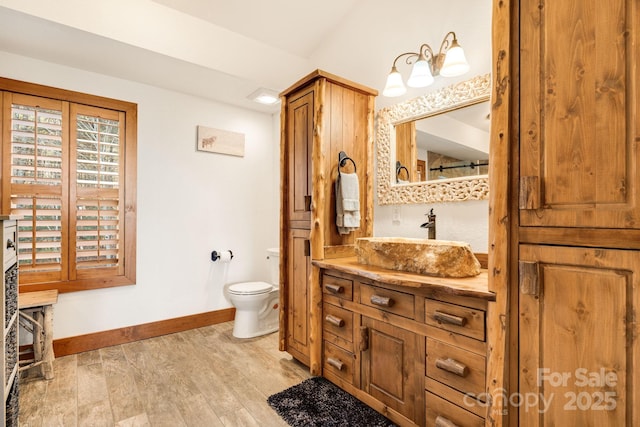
[247,88,280,105]
[383,31,470,97]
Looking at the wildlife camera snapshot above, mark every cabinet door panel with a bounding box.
[287,89,313,223]
[520,0,640,228]
[519,245,640,426]
[361,316,423,424]
[286,228,311,364]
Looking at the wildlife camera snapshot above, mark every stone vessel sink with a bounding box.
[355,237,481,278]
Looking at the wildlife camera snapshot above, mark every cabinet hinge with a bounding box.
[304,195,312,211]
[304,239,311,257]
[519,261,540,296]
[519,176,540,210]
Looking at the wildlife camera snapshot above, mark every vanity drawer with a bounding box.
[323,341,355,385]
[323,303,354,351]
[322,274,353,301]
[360,284,415,319]
[3,222,17,270]
[426,338,486,399]
[425,392,484,427]
[425,299,485,341]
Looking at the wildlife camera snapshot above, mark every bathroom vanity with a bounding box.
[313,257,494,427]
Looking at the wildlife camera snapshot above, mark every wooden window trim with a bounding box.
[0,77,137,293]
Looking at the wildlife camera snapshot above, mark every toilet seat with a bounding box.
[228,281,273,296]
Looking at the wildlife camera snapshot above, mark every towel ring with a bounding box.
[338,151,357,173]
[396,161,409,182]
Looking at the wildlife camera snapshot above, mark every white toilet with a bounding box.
[226,247,280,338]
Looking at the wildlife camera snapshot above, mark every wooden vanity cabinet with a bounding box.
[518,245,640,426]
[518,0,640,231]
[286,88,313,225]
[285,228,312,363]
[424,294,488,427]
[322,273,357,386]
[316,261,493,427]
[279,70,376,371]
[361,315,423,423]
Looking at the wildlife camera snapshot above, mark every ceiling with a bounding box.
[152,0,362,58]
[0,0,492,114]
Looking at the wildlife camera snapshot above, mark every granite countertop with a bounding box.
[313,257,495,301]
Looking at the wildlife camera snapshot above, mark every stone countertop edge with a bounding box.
[313,257,495,301]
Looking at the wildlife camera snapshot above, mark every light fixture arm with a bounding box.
[437,31,458,57]
[390,51,420,69]
[415,44,437,75]
[418,43,436,63]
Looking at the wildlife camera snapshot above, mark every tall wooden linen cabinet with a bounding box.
[489,1,640,426]
[278,70,377,373]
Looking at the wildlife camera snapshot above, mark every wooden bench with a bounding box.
[18,290,58,380]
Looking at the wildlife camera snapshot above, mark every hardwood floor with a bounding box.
[18,321,311,426]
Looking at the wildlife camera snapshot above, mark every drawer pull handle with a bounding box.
[435,357,469,377]
[434,310,467,326]
[325,284,344,294]
[327,357,344,371]
[435,416,460,427]
[370,294,394,308]
[325,314,345,327]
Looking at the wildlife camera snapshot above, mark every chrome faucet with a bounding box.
[420,209,436,239]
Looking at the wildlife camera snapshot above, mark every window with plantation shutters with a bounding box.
[0,78,136,292]
[71,106,124,280]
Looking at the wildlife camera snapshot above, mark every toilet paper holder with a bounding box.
[211,250,234,262]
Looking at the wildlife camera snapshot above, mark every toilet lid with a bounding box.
[228,281,273,295]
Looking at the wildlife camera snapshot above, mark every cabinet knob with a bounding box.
[435,357,469,377]
[6,239,15,249]
[327,357,344,371]
[435,416,460,427]
[325,314,345,327]
[370,294,394,308]
[433,310,467,326]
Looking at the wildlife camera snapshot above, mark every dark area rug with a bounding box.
[267,376,397,427]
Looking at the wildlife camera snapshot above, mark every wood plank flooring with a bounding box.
[18,321,311,426]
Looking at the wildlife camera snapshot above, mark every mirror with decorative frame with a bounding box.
[377,73,491,204]
[395,100,490,183]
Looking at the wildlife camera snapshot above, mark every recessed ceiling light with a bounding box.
[248,88,280,105]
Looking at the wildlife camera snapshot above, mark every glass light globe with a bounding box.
[440,44,470,77]
[407,57,434,88]
[383,67,407,97]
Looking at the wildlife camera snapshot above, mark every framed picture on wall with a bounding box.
[196,125,245,157]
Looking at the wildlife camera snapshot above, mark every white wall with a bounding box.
[373,201,489,253]
[0,51,280,339]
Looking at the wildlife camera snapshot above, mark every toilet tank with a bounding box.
[267,247,280,286]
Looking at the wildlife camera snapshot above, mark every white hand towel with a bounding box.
[339,173,360,212]
[336,172,361,235]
